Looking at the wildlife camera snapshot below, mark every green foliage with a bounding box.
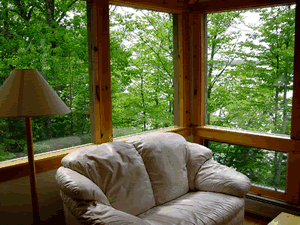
[0,1,294,192]
[207,5,295,191]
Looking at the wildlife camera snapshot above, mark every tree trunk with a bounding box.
[140,75,146,131]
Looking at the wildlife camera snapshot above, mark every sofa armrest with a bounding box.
[186,142,213,190]
[195,159,251,197]
[61,191,151,225]
[56,167,110,205]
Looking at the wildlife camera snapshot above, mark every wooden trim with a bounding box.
[249,185,286,202]
[291,0,300,140]
[193,126,300,152]
[164,126,191,137]
[190,0,295,14]
[173,14,180,126]
[178,13,191,127]
[87,1,96,143]
[192,12,206,144]
[109,0,185,13]
[192,14,206,124]
[0,127,189,183]
[114,126,191,141]
[286,151,300,205]
[287,0,300,206]
[0,144,95,183]
[188,0,199,4]
[91,0,113,143]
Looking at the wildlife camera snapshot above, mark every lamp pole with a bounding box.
[25,117,40,225]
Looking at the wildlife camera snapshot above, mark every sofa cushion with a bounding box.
[127,132,189,205]
[137,191,245,225]
[61,142,155,215]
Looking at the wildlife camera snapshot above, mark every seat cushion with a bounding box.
[127,132,189,205]
[137,191,245,225]
[61,141,155,215]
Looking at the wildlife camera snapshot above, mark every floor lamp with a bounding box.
[0,69,71,225]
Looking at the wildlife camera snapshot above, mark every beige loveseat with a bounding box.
[56,132,251,225]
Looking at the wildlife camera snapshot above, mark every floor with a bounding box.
[244,212,271,225]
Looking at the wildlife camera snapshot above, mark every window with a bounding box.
[198,4,299,203]
[0,1,90,162]
[109,6,175,138]
[207,5,295,136]
[211,141,287,193]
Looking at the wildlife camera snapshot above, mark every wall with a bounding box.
[0,169,64,225]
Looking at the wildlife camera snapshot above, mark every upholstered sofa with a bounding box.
[56,132,251,225]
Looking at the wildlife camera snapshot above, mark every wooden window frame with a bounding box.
[1,0,299,206]
[189,0,300,205]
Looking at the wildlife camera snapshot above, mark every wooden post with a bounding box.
[173,14,180,126]
[178,12,191,128]
[286,151,300,205]
[25,117,40,225]
[192,12,206,144]
[88,0,113,144]
[287,0,300,205]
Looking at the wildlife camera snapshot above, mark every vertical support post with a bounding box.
[192,12,206,144]
[173,14,180,127]
[291,0,300,140]
[178,12,191,128]
[286,151,300,205]
[87,0,96,143]
[88,0,112,144]
[287,0,300,205]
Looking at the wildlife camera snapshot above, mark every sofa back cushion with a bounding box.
[61,142,155,216]
[127,132,189,205]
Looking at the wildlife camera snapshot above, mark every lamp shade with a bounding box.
[0,69,71,118]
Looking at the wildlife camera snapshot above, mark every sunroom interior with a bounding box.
[1,0,300,224]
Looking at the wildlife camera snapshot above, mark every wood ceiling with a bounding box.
[109,0,295,13]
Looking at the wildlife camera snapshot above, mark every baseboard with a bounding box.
[245,194,300,219]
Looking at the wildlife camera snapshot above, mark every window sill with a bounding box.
[193,125,300,153]
[0,126,190,183]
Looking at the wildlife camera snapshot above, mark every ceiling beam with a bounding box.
[109,0,186,13]
[190,0,295,13]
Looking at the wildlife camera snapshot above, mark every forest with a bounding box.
[0,0,295,192]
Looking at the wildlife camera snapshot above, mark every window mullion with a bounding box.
[287,0,300,205]
[88,0,113,144]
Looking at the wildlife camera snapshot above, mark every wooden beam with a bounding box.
[194,126,300,153]
[178,12,191,127]
[109,0,185,13]
[288,0,300,206]
[0,144,95,183]
[188,0,199,4]
[286,151,300,205]
[0,126,189,184]
[192,12,206,144]
[291,0,300,140]
[89,0,113,144]
[173,14,180,126]
[249,185,286,202]
[87,0,97,143]
[190,0,295,13]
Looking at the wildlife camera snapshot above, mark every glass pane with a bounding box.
[206,5,295,136]
[109,6,174,139]
[210,141,287,192]
[0,1,90,162]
